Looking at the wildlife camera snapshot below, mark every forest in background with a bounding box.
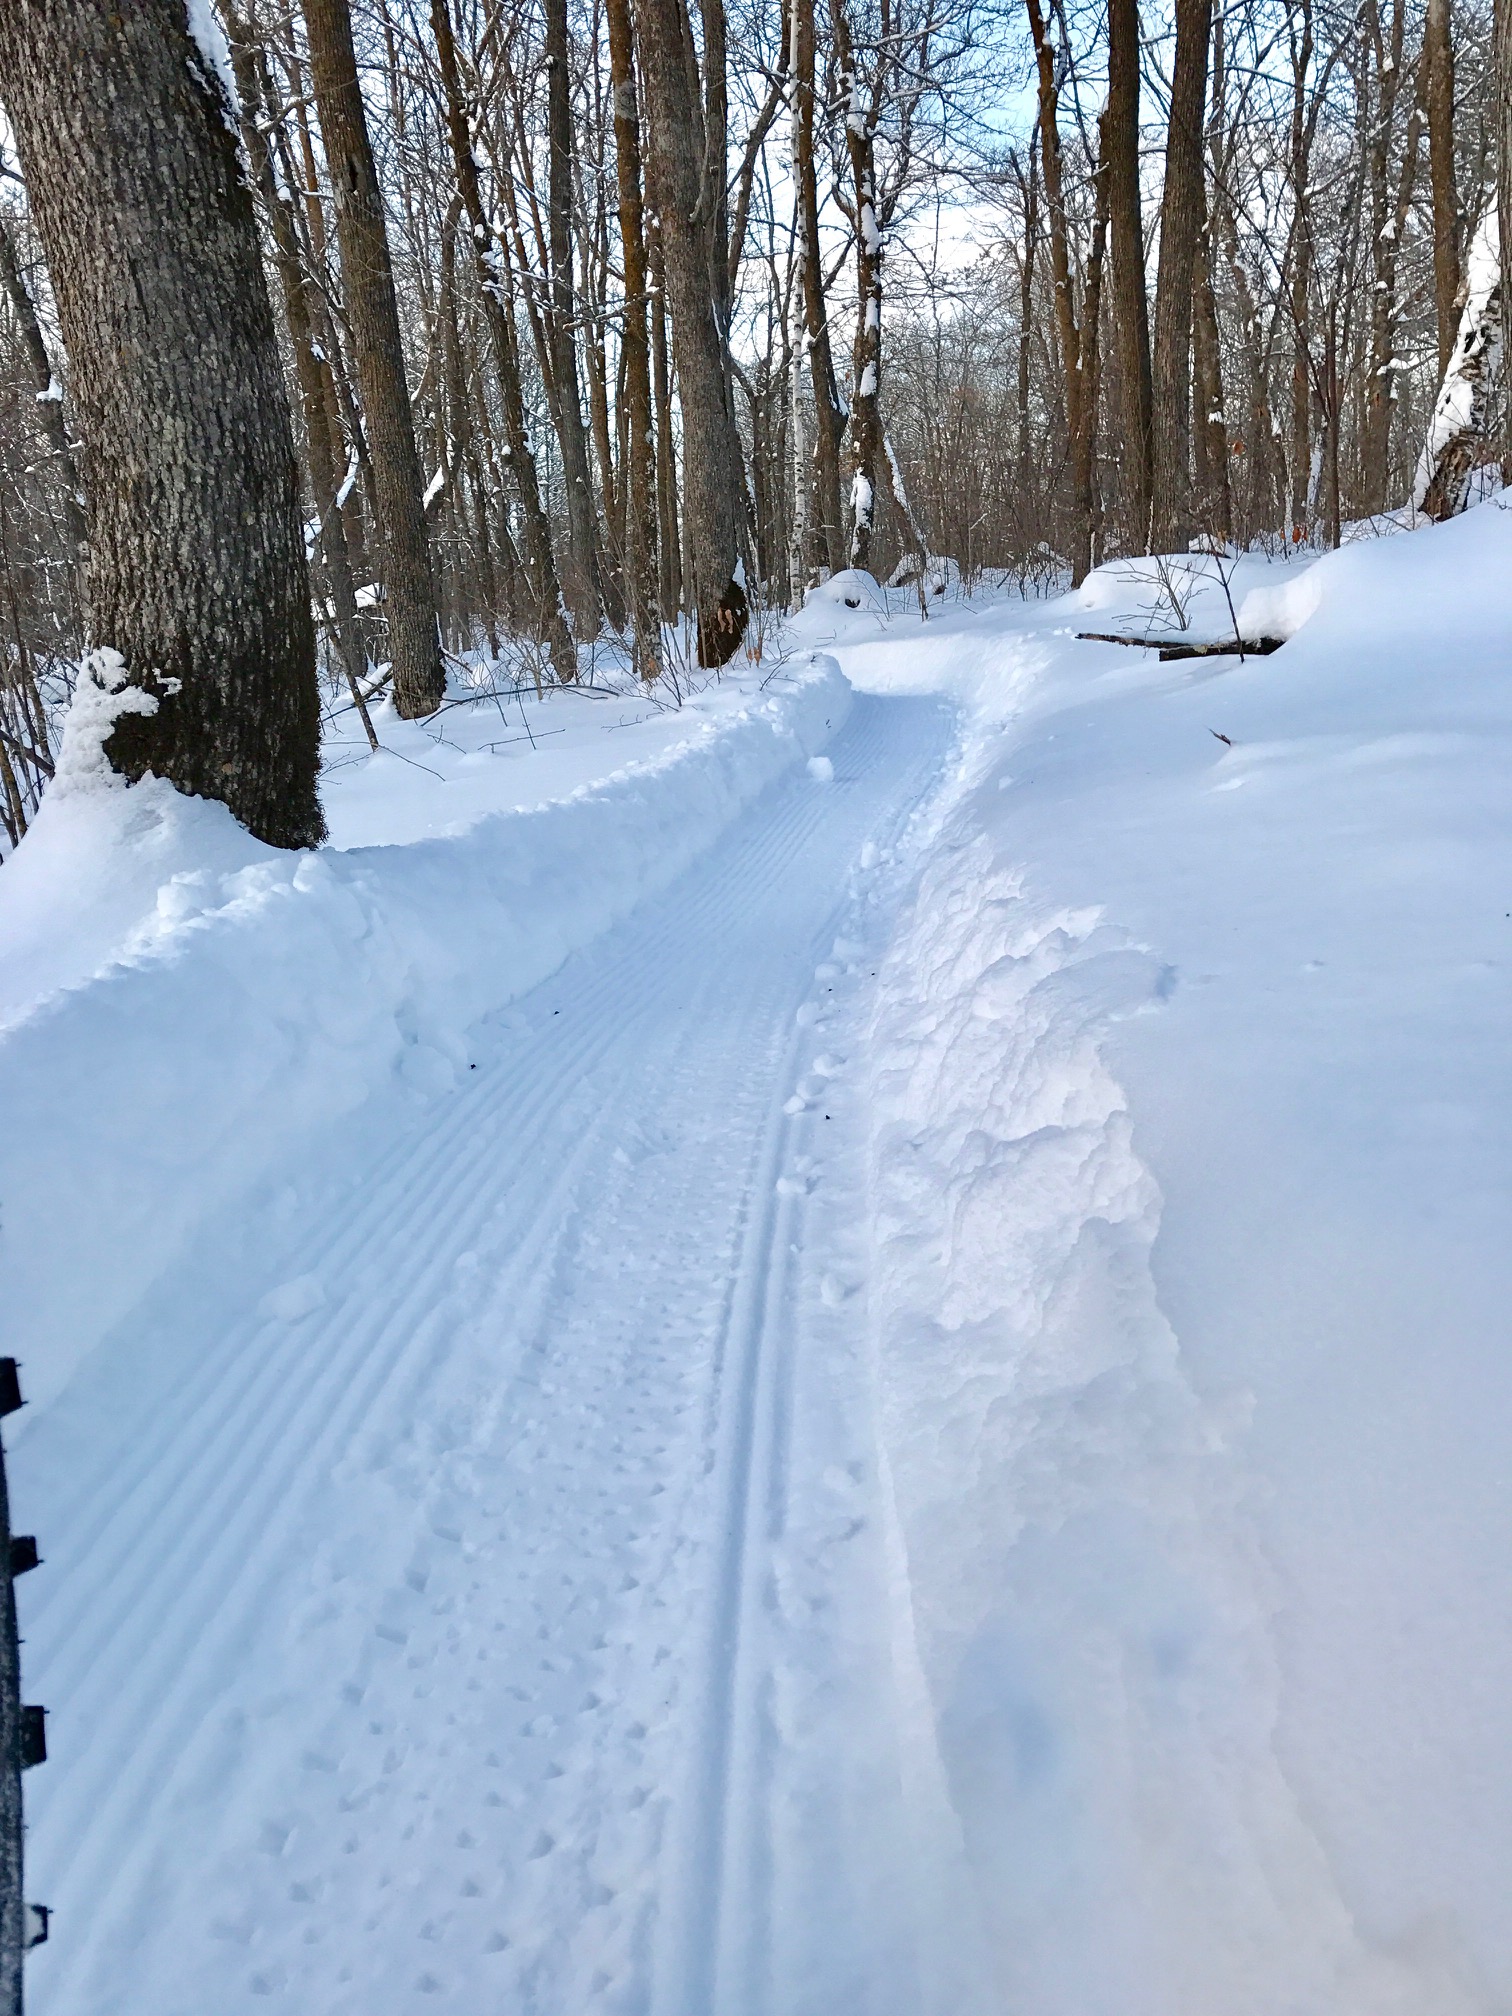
[0,0,1503,855]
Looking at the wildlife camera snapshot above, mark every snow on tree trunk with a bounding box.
[1412,204,1503,522]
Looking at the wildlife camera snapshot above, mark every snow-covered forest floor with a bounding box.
[3,502,1511,2015]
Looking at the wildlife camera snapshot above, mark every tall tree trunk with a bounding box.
[1102,0,1152,545]
[544,0,605,634]
[429,0,577,684]
[832,0,883,571]
[302,0,444,716]
[792,0,846,573]
[634,0,748,663]
[1195,16,1232,540]
[1024,0,1097,582]
[227,14,377,748]
[1424,0,1459,381]
[1288,1,1315,541]
[274,50,375,587]
[1361,7,1422,516]
[1149,0,1215,552]
[605,0,661,677]
[0,0,324,845]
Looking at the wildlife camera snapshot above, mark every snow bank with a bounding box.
[0,653,850,1415]
[837,501,1512,2010]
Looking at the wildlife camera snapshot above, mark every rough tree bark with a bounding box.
[1424,0,1459,381]
[1193,12,1231,539]
[605,0,661,675]
[0,0,324,846]
[303,0,445,716]
[1102,0,1153,545]
[1150,0,1215,552]
[634,0,749,662]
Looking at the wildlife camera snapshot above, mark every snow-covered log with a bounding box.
[1412,203,1503,521]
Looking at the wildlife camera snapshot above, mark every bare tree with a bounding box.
[1149,0,1215,551]
[303,0,445,717]
[606,0,662,672]
[544,0,608,632]
[1102,0,1152,540]
[791,0,847,575]
[635,0,750,661]
[1424,0,1460,379]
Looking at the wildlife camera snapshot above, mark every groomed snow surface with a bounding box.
[4,504,1511,2015]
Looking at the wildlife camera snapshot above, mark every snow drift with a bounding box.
[806,503,1512,2014]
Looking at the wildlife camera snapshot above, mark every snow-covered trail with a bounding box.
[19,692,966,2016]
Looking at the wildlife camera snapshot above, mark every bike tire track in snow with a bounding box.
[18,692,957,2016]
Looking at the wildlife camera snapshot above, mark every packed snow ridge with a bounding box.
[3,502,1511,2016]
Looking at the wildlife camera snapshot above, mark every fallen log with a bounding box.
[1076,631,1286,662]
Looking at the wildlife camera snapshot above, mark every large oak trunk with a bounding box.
[0,0,324,847]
